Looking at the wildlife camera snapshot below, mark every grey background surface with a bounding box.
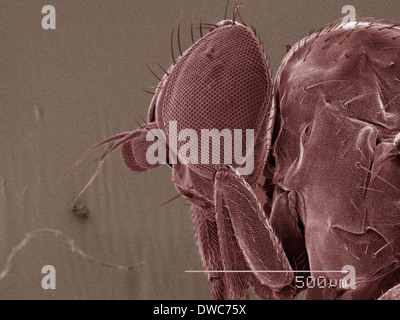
[1,0,400,299]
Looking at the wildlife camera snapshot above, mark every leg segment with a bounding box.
[191,205,228,300]
[215,199,252,299]
[214,166,295,295]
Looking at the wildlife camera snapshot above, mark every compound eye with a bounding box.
[160,23,271,171]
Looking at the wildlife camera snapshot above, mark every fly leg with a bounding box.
[191,205,228,300]
[214,166,296,298]
[215,199,253,300]
[192,204,271,300]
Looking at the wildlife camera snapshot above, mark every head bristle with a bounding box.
[171,25,176,64]
[191,10,196,44]
[224,0,230,20]
[177,24,183,56]
[146,63,161,82]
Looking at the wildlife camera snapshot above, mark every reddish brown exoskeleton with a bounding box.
[62,5,400,299]
[62,5,308,300]
[273,19,400,299]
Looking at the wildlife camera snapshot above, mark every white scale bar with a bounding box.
[185,270,348,273]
